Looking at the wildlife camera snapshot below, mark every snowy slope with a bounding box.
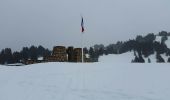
[98,36,170,63]
[98,51,166,63]
[0,62,170,100]
[99,52,134,63]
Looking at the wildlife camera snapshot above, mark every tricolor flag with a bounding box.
[81,17,84,33]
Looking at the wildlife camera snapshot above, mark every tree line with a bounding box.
[0,31,170,64]
[87,31,170,63]
[0,45,51,64]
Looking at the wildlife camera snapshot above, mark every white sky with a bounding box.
[0,0,170,51]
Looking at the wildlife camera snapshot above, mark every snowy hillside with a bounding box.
[98,51,169,63]
[1,60,170,100]
[98,36,170,63]
[99,52,134,63]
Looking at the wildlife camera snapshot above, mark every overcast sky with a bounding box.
[1,0,170,51]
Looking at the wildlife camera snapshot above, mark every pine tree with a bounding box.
[148,58,151,63]
[156,53,165,63]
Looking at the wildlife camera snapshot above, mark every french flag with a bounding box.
[81,17,84,33]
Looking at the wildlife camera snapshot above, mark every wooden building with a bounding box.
[73,48,82,62]
[67,46,74,62]
[46,46,68,62]
[45,46,87,62]
[67,47,85,62]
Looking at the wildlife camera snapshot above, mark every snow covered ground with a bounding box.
[1,58,170,100]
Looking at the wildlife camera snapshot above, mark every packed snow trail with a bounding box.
[0,62,170,100]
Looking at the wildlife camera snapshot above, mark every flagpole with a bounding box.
[81,16,84,63]
[81,32,84,63]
